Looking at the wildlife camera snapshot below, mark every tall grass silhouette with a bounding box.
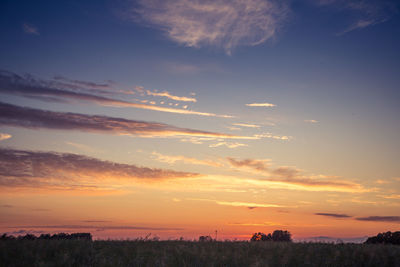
[1,232,400,267]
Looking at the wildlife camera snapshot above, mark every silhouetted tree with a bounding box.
[199,235,213,242]
[251,230,292,242]
[272,230,292,242]
[250,232,272,241]
[365,231,400,245]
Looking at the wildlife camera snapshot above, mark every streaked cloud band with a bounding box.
[246,102,276,107]
[0,102,234,138]
[0,133,12,141]
[0,148,198,189]
[0,70,231,118]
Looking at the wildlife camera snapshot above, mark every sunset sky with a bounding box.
[1,0,399,241]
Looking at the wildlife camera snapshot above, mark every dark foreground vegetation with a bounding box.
[1,238,400,267]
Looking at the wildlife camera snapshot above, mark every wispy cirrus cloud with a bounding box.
[132,0,288,54]
[82,220,111,223]
[314,212,352,218]
[314,213,400,223]
[65,141,101,153]
[53,75,114,91]
[0,133,12,141]
[209,142,248,149]
[146,89,197,102]
[378,194,400,200]
[315,0,398,35]
[152,152,223,167]
[226,126,241,131]
[150,152,357,192]
[0,70,231,118]
[254,133,290,140]
[226,157,364,192]
[1,103,286,148]
[227,158,269,171]
[305,119,319,123]
[0,148,197,189]
[232,123,261,128]
[228,222,282,226]
[338,19,376,35]
[355,216,400,223]
[179,133,290,147]
[246,102,276,107]
[0,102,236,139]
[186,174,365,193]
[190,198,284,209]
[22,23,39,35]
[216,200,283,208]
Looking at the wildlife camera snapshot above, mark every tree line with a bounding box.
[2,230,399,244]
[199,230,292,242]
[1,232,92,241]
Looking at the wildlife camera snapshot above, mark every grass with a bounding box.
[1,239,400,267]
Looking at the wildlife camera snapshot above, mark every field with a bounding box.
[1,240,400,267]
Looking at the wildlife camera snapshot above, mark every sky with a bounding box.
[0,0,399,241]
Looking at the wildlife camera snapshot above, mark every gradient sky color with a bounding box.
[1,0,399,241]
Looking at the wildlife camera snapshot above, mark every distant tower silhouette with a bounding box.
[215,230,218,241]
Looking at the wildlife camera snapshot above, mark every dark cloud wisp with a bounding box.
[0,102,233,138]
[355,216,400,223]
[53,75,114,90]
[0,70,115,101]
[227,158,268,171]
[315,213,352,218]
[0,148,198,189]
[0,70,231,117]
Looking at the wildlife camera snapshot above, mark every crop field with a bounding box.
[1,240,400,267]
